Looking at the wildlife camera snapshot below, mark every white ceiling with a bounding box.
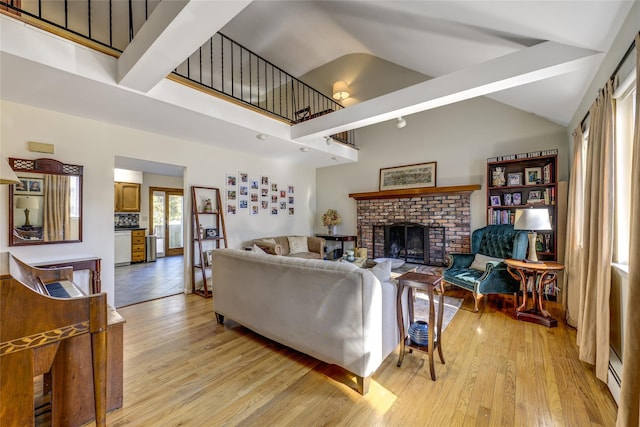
[221,0,635,126]
[1,1,636,173]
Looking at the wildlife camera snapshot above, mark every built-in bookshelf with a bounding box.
[486,149,558,261]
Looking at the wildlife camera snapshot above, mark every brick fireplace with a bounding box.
[350,186,479,266]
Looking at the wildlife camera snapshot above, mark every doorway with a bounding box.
[150,187,184,257]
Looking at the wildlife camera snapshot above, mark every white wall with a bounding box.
[1,101,316,306]
[316,96,568,237]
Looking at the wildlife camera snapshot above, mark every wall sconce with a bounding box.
[396,117,407,129]
[332,81,350,101]
[16,196,39,227]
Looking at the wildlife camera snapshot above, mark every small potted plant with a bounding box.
[322,208,342,235]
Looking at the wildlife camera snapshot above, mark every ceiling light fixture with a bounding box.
[299,147,310,152]
[332,81,350,101]
[396,117,407,129]
[331,156,340,161]
[256,133,268,140]
[325,136,334,146]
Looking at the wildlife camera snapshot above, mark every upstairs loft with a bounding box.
[0,0,356,149]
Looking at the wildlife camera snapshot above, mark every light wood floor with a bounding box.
[106,289,617,426]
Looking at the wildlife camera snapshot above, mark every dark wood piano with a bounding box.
[0,252,124,426]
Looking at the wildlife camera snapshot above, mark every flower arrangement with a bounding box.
[322,208,342,226]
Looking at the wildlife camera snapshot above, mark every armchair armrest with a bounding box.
[307,237,325,254]
[253,240,283,256]
[446,253,475,269]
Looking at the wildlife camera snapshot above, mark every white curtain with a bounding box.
[616,33,640,427]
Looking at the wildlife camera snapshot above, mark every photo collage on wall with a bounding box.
[226,172,294,216]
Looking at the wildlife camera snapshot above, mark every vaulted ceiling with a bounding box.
[1,1,636,170]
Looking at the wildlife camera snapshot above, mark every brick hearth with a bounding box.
[354,192,474,265]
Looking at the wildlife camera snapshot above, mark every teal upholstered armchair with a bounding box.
[443,224,529,311]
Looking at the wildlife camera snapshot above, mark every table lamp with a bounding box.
[514,207,551,262]
[16,196,39,227]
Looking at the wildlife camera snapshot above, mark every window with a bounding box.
[613,75,636,266]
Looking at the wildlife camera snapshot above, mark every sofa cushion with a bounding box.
[469,253,503,271]
[288,236,309,254]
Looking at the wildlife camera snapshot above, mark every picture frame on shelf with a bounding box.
[507,172,522,186]
[204,228,218,238]
[503,193,513,206]
[525,167,542,185]
[490,195,501,206]
[512,192,522,205]
[379,161,436,190]
[528,190,541,200]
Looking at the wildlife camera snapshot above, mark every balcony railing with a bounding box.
[0,0,355,147]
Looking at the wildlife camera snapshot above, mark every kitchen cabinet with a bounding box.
[131,229,146,263]
[114,182,140,212]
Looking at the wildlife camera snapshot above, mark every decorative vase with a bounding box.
[327,225,337,235]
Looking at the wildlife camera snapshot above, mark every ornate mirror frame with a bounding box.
[8,158,83,246]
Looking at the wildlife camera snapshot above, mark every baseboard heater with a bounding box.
[608,348,622,405]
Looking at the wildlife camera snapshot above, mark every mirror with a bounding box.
[8,158,83,246]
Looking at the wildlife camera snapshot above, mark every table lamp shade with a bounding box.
[514,208,551,231]
[16,197,39,210]
[514,208,551,262]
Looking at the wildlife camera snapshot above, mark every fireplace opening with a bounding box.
[372,222,446,266]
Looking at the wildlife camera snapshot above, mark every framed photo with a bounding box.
[379,161,436,191]
[226,173,237,187]
[507,173,522,186]
[490,195,501,206]
[203,250,213,266]
[27,179,43,195]
[512,192,522,205]
[239,172,248,183]
[503,193,513,206]
[528,190,542,200]
[14,178,30,194]
[204,228,218,238]
[525,167,542,185]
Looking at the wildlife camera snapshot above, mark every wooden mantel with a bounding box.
[348,184,481,200]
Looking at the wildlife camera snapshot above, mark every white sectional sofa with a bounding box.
[211,249,407,394]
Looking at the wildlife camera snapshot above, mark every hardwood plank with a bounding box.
[67,289,617,426]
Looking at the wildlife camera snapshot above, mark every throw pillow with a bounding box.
[371,260,392,283]
[252,244,267,254]
[287,236,309,254]
[469,253,504,271]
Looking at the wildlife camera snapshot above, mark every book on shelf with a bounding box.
[543,163,553,184]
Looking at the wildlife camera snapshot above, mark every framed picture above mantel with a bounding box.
[379,161,437,191]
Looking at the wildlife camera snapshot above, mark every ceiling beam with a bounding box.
[117,0,251,93]
[290,41,601,141]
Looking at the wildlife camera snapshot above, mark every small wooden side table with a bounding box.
[505,259,564,327]
[396,271,445,380]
